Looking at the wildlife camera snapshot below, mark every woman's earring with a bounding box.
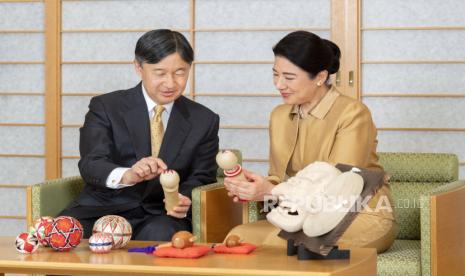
[317,81,322,86]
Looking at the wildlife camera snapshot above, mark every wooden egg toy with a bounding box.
[225,235,242,247]
[171,231,196,249]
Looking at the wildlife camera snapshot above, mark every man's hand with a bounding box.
[121,157,167,185]
[167,194,192,219]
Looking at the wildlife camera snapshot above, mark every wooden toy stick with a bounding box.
[160,170,180,212]
[216,150,248,201]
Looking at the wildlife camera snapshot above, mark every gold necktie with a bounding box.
[151,105,165,157]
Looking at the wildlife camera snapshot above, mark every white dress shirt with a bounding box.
[105,85,174,189]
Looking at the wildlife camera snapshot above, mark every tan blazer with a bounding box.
[267,87,394,220]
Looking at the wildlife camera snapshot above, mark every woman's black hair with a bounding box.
[135,29,194,65]
[272,31,341,82]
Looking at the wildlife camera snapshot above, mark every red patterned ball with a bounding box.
[15,232,39,254]
[44,216,83,252]
[32,216,54,246]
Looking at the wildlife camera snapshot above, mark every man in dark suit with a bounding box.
[60,29,219,241]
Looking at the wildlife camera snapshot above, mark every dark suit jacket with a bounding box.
[68,83,219,218]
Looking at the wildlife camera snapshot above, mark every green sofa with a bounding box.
[376,153,464,276]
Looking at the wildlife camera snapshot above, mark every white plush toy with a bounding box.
[266,162,364,237]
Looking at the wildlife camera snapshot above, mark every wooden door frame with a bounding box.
[331,0,360,99]
[44,0,61,180]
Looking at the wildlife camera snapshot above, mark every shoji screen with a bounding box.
[194,0,330,174]
[0,1,45,234]
[61,0,331,177]
[61,0,191,176]
[361,0,465,177]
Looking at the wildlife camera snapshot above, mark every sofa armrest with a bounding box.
[420,180,465,276]
[192,183,244,243]
[191,182,268,243]
[26,176,84,228]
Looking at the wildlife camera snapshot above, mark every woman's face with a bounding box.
[272,56,324,105]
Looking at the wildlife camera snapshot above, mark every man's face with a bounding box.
[135,52,191,105]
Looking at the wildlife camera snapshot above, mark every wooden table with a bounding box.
[0,237,376,275]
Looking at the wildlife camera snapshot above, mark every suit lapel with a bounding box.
[122,84,151,160]
[158,96,191,167]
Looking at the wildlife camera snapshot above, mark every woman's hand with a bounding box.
[223,169,275,202]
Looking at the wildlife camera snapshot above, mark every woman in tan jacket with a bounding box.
[224,31,398,253]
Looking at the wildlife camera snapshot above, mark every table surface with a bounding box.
[0,237,376,276]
